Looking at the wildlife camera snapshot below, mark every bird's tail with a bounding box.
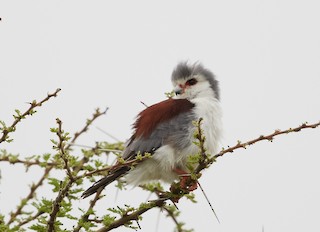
[82,166,130,198]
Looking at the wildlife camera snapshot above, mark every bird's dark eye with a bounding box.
[186,78,197,86]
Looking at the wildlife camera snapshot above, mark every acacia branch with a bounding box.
[47,118,78,232]
[56,118,74,181]
[0,88,61,143]
[194,121,320,174]
[162,206,183,232]
[47,179,74,232]
[0,156,58,167]
[73,188,103,232]
[48,112,108,231]
[66,108,108,150]
[146,186,185,231]
[96,200,166,232]
[95,121,320,231]
[16,210,45,227]
[213,121,320,160]
[7,166,52,225]
[152,186,186,232]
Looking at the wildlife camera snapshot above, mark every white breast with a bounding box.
[191,96,223,155]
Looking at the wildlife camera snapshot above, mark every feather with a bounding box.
[81,166,130,198]
[123,98,195,160]
[133,98,194,138]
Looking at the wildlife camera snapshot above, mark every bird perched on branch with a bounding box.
[82,62,222,198]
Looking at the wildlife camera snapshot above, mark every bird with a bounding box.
[82,62,222,198]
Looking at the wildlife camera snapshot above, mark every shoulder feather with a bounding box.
[133,98,194,138]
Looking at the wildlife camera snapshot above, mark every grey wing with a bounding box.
[122,111,196,160]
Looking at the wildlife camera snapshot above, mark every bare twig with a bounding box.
[213,121,320,160]
[16,210,45,227]
[144,186,185,231]
[0,156,58,167]
[162,206,183,232]
[0,88,61,143]
[95,126,121,142]
[66,108,108,150]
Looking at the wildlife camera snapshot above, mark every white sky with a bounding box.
[1,1,320,231]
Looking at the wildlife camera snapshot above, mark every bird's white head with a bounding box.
[171,62,220,101]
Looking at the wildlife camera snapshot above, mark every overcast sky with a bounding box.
[1,1,320,231]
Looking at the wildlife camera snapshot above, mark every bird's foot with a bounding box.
[180,176,198,191]
[173,168,198,191]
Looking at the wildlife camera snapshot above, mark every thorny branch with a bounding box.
[0,156,58,167]
[96,200,166,232]
[17,210,45,228]
[194,118,207,170]
[195,121,320,174]
[213,121,320,159]
[7,167,52,226]
[0,89,108,229]
[162,206,183,232]
[47,117,86,232]
[1,89,61,228]
[1,89,319,231]
[0,88,61,143]
[66,108,109,150]
[55,118,74,181]
[47,110,108,232]
[47,178,74,232]
[139,185,186,232]
[95,120,320,231]
[73,188,103,232]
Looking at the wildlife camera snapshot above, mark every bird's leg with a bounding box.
[173,168,198,191]
[168,169,198,203]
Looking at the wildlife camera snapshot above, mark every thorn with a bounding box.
[197,180,220,223]
[95,126,121,142]
[136,220,141,230]
[171,201,179,210]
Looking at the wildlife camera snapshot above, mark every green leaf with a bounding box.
[42,153,51,161]
[102,214,116,227]
[47,178,61,192]
[29,224,47,232]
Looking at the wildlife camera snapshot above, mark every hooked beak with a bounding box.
[174,85,185,95]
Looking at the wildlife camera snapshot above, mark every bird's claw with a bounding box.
[179,176,198,191]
